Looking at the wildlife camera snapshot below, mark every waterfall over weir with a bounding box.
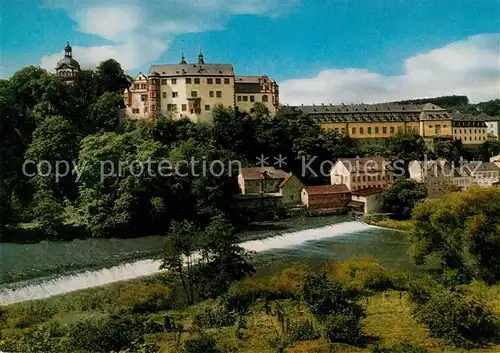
[0,221,373,305]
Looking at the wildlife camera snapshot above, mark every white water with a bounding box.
[0,221,372,305]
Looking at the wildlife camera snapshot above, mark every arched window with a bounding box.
[262,95,268,102]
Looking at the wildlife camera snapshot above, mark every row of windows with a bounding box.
[455,136,487,141]
[134,84,147,89]
[454,129,486,134]
[351,126,407,135]
[166,104,213,112]
[351,174,392,182]
[237,95,269,103]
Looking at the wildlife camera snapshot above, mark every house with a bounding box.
[452,112,489,145]
[482,114,499,140]
[464,162,500,187]
[349,188,384,214]
[409,160,473,197]
[237,167,304,206]
[330,157,396,191]
[301,184,351,214]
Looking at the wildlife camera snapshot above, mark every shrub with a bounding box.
[372,342,428,352]
[67,314,145,352]
[183,334,220,353]
[194,305,237,328]
[411,287,499,347]
[287,319,318,342]
[322,312,364,345]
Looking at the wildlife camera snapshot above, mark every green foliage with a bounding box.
[194,305,237,328]
[183,334,220,353]
[321,312,364,345]
[393,95,469,108]
[287,319,318,342]
[372,342,428,353]
[408,283,499,347]
[90,91,123,132]
[410,187,500,283]
[386,133,426,162]
[380,178,427,219]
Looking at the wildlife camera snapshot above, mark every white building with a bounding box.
[349,188,383,214]
[330,157,396,191]
[481,113,499,140]
[464,162,500,187]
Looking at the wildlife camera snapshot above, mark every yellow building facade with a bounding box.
[125,53,279,122]
[281,103,453,140]
[452,112,488,145]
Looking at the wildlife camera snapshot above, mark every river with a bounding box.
[0,217,418,305]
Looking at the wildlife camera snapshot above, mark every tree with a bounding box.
[409,187,500,283]
[380,178,427,218]
[386,133,427,163]
[96,59,130,95]
[90,91,123,132]
[197,215,255,298]
[160,220,199,305]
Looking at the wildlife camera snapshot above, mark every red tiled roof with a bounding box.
[351,188,384,196]
[240,167,288,180]
[304,184,350,195]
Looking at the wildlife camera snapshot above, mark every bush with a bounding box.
[372,342,428,353]
[183,334,220,353]
[67,314,146,352]
[194,305,237,328]
[411,287,499,347]
[322,312,364,345]
[287,319,318,342]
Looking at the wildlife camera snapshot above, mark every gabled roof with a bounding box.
[239,167,288,180]
[464,162,500,173]
[149,63,234,77]
[303,184,350,195]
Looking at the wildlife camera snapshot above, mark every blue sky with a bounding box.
[1,0,499,103]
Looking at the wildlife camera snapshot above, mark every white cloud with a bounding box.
[41,0,298,71]
[280,33,500,104]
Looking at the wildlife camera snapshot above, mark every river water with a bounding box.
[0,218,417,305]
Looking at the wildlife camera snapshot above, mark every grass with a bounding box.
[364,215,413,232]
[2,260,500,353]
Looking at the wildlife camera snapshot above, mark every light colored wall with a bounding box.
[330,161,351,190]
[280,175,305,205]
[301,189,309,207]
[408,161,423,182]
[486,121,499,140]
[351,194,381,214]
[236,93,277,115]
[421,120,453,138]
[453,126,488,145]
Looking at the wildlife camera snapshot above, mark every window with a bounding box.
[205,105,210,111]
[140,84,146,89]
[134,84,139,89]
[243,96,248,102]
[250,95,255,102]
[224,78,230,84]
[375,127,379,134]
[132,108,139,113]
[262,95,268,102]
[237,96,242,101]
[186,78,192,84]
[360,127,364,135]
[368,127,372,134]
[194,78,200,84]
[191,91,197,98]
[182,104,187,112]
[172,92,178,98]
[216,91,222,98]
[207,78,213,84]
[459,129,462,134]
[167,104,173,111]
[161,79,167,85]
[172,104,177,111]
[162,92,167,98]
[390,127,395,134]
[144,107,148,113]
[215,78,221,84]
[209,91,214,98]
[141,94,147,102]
[383,127,387,134]
[171,78,177,84]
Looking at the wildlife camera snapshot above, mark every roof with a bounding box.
[452,112,487,122]
[56,56,81,70]
[279,103,451,123]
[239,167,288,180]
[351,188,384,196]
[464,162,500,173]
[303,184,350,195]
[337,157,391,172]
[476,113,498,121]
[149,63,234,77]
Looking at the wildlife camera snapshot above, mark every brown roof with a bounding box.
[464,162,500,173]
[239,167,288,180]
[304,184,350,195]
[351,188,384,196]
[149,63,234,77]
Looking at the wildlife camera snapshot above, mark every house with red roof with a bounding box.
[301,184,351,214]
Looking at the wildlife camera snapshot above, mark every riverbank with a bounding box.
[363,215,413,232]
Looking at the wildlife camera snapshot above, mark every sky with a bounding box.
[1,0,499,104]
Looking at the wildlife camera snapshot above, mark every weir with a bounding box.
[0,221,373,305]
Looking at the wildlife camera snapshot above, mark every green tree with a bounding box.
[380,178,427,219]
[409,187,500,283]
[96,59,130,95]
[90,91,123,132]
[386,133,427,163]
[160,220,199,305]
